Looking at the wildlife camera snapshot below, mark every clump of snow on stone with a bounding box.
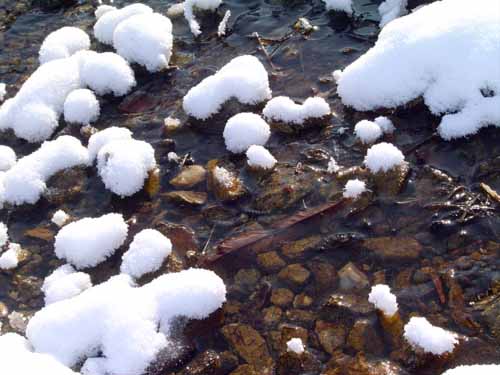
[337,0,500,140]
[0,145,16,171]
[218,10,231,37]
[404,317,458,355]
[0,333,78,375]
[323,0,353,15]
[441,365,500,375]
[246,145,276,170]
[354,120,382,144]
[51,210,70,227]
[0,136,89,206]
[183,0,223,36]
[183,55,271,120]
[42,264,92,305]
[87,126,132,161]
[0,83,6,101]
[343,179,366,199]
[39,27,91,65]
[54,213,128,268]
[95,5,117,19]
[287,338,305,354]
[364,142,405,173]
[26,268,226,375]
[379,0,407,28]
[167,2,185,18]
[213,166,234,188]
[120,229,172,279]
[223,113,271,153]
[368,284,398,316]
[0,222,7,245]
[374,116,395,134]
[167,151,180,163]
[0,243,21,270]
[64,89,100,125]
[263,96,331,125]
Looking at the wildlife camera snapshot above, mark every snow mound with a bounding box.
[0,333,78,375]
[0,83,6,101]
[441,365,500,375]
[379,0,407,28]
[223,113,271,153]
[0,136,89,206]
[287,338,305,354]
[246,145,276,170]
[364,142,405,173]
[39,27,91,65]
[343,179,366,199]
[183,55,271,120]
[323,0,353,15]
[355,120,383,144]
[184,0,223,36]
[26,268,226,375]
[368,284,398,316]
[337,0,500,140]
[42,264,92,305]
[54,213,128,269]
[404,317,458,355]
[87,126,132,162]
[64,89,100,125]
[263,96,330,125]
[51,209,70,227]
[0,145,16,171]
[120,229,172,279]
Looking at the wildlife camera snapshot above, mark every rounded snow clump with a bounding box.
[374,116,395,133]
[51,210,70,227]
[403,317,458,355]
[223,113,271,153]
[87,126,133,162]
[354,120,382,144]
[364,142,405,173]
[54,213,128,268]
[0,83,6,101]
[39,27,91,65]
[114,13,173,72]
[64,89,100,125]
[42,264,92,305]
[95,5,117,19]
[286,338,305,354]
[183,55,271,120]
[120,229,172,279]
[97,139,156,197]
[0,145,16,171]
[263,96,331,125]
[0,243,21,270]
[246,145,276,170]
[368,284,398,316]
[323,0,353,15]
[441,365,500,375]
[343,179,366,199]
[183,0,223,36]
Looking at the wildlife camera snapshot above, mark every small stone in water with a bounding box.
[170,165,206,188]
[338,262,369,291]
[278,264,311,287]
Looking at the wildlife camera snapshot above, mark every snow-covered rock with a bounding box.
[354,120,383,144]
[364,142,405,173]
[120,229,172,279]
[441,365,500,375]
[39,27,91,65]
[368,284,398,316]
[323,0,353,15]
[263,96,330,125]
[343,179,366,199]
[0,145,16,171]
[0,243,22,270]
[0,83,6,101]
[183,0,223,36]
[287,338,305,354]
[379,0,407,28]
[337,0,500,140]
[54,213,128,268]
[87,126,132,162]
[223,113,271,153]
[246,145,276,170]
[26,268,226,375]
[64,89,100,125]
[183,55,271,120]
[404,317,458,355]
[42,264,92,305]
[51,210,70,227]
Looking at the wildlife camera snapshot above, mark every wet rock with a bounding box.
[145,167,161,197]
[175,350,223,375]
[208,160,246,202]
[229,365,258,375]
[164,191,208,206]
[278,264,311,287]
[347,318,384,356]
[320,293,375,324]
[277,350,321,375]
[271,288,294,307]
[371,163,410,196]
[481,296,500,344]
[315,320,347,354]
[45,167,86,204]
[293,293,313,308]
[155,222,199,255]
[337,352,409,375]
[170,165,206,188]
[361,237,422,260]
[338,262,369,291]
[279,324,309,350]
[24,226,54,242]
[281,236,322,259]
[308,259,337,292]
[257,251,286,273]
[285,309,315,324]
[233,268,261,295]
[262,306,283,327]
[0,302,8,318]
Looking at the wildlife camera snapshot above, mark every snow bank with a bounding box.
[0,333,78,375]
[87,126,132,161]
[0,83,6,101]
[0,145,16,171]
[323,0,353,15]
[120,229,172,279]
[246,145,276,170]
[0,136,89,206]
[183,55,271,120]
[183,0,223,36]
[39,27,91,65]
[404,317,458,355]
[441,365,500,375]
[223,113,270,153]
[54,213,128,268]
[42,264,92,305]
[343,179,366,199]
[336,0,500,140]
[64,89,100,125]
[51,209,70,227]
[263,96,330,125]
[287,338,305,354]
[26,268,226,375]
[368,284,398,316]
[364,142,405,173]
[354,120,382,144]
[379,0,407,28]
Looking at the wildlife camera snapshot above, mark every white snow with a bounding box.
[183,55,271,120]
[26,268,226,375]
[0,83,6,101]
[323,0,353,15]
[218,10,231,37]
[343,179,367,199]
[404,317,458,355]
[0,222,7,246]
[0,243,21,270]
[39,27,91,65]
[0,136,89,206]
[354,120,383,144]
[336,0,500,140]
[364,142,405,173]
[368,284,398,317]
[286,338,305,354]
[167,3,185,18]
[246,145,276,170]
[82,358,107,375]
[213,166,234,188]
[223,113,271,153]
[441,365,500,375]
[95,5,117,19]
[378,0,407,28]
[183,0,223,36]
[263,96,331,125]
[327,157,340,173]
[0,145,16,171]
[374,116,395,134]
[64,89,100,125]
[87,126,132,162]
[0,333,78,375]
[167,151,180,163]
[120,229,172,279]
[42,264,92,305]
[51,210,70,227]
[54,213,128,268]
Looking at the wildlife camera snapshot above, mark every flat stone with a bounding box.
[278,264,311,286]
[361,237,422,260]
[282,236,322,259]
[271,288,294,307]
[257,251,286,273]
[170,165,206,188]
[338,262,369,291]
[163,191,207,206]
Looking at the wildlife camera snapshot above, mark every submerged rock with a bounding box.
[164,191,207,206]
[361,237,422,260]
[257,251,286,273]
[338,262,370,291]
[278,264,311,287]
[170,165,207,188]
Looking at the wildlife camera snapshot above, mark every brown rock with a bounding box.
[347,318,384,356]
[208,160,246,202]
[315,320,347,354]
[293,293,313,308]
[338,262,369,291]
[24,226,54,242]
[163,191,207,206]
[155,222,199,255]
[257,251,286,273]
[170,165,206,188]
[145,167,161,197]
[361,237,422,260]
[262,306,283,326]
[308,260,337,292]
[280,324,309,349]
[175,350,222,375]
[234,268,261,294]
[372,162,410,196]
[320,293,375,324]
[271,288,294,307]
[230,365,258,375]
[282,236,322,259]
[285,309,315,324]
[278,264,311,286]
